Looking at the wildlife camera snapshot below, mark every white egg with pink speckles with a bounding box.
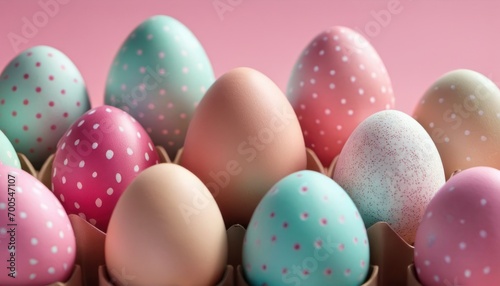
[0,165,76,285]
[287,26,395,167]
[333,110,445,243]
[52,105,159,232]
[415,167,500,286]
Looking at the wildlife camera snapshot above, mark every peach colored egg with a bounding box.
[105,163,227,286]
[413,69,500,178]
[180,67,307,227]
[415,167,500,286]
[287,26,395,167]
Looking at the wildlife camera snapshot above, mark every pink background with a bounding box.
[1,0,499,114]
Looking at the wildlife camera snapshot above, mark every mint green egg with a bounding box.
[0,46,90,169]
[105,15,215,160]
[0,130,20,168]
[243,170,370,286]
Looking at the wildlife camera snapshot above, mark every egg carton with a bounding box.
[18,147,427,286]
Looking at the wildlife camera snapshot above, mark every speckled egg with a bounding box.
[414,167,500,286]
[105,15,214,160]
[0,130,20,168]
[287,26,395,167]
[0,164,76,285]
[0,46,90,169]
[52,106,159,232]
[413,69,500,178]
[243,170,370,286]
[333,110,445,243]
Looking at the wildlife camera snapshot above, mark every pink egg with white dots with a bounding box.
[0,46,90,169]
[287,26,395,167]
[52,105,159,232]
[0,165,76,285]
[414,167,500,286]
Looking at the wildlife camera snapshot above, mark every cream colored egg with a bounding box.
[413,69,500,178]
[105,163,227,286]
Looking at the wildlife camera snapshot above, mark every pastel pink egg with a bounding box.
[0,165,76,285]
[287,26,395,166]
[52,105,159,232]
[414,167,500,285]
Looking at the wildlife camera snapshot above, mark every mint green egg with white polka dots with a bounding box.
[243,170,370,286]
[105,15,215,160]
[0,130,20,168]
[0,46,91,169]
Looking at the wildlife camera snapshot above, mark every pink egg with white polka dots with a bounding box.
[287,26,395,167]
[414,167,500,286]
[0,46,90,169]
[0,165,76,285]
[52,105,159,232]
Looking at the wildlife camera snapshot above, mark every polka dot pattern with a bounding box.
[414,167,500,286]
[243,170,369,286]
[52,106,159,232]
[333,110,445,243]
[287,26,395,167]
[0,46,90,168]
[0,165,76,285]
[413,69,500,178]
[105,15,214,160]
[0,130,20,168]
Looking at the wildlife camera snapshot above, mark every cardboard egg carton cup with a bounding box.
[16,147,430,286]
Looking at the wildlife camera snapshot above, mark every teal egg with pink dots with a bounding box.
[105,15,215,160]
[0,46,90,169]
[243,170,370,286]
[0,130,20,168]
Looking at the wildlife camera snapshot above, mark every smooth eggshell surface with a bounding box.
[0,130,20,168]
[0,165,76,285]
[52,105,159,232]
[105,15,215,161]
[0,46,90,169]
[243,170,370,286]
[333,110,445,243]
[180,67,307,227]
[414,167,500,286]
[105,163,227,286]
[287,26,395,167]
[413,69,500,178]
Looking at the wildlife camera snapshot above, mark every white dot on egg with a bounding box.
[134,165,140,172]
[51,246,58,253]
[311,93,318,99]
[92,172,97,178]
[79,160,85,168]
[424,260,430,266]
[319,50,325,56]
[341,98,347,104]
[480,230,487,238]
[335,45,341,51]
[459,242,467,250]
[438,98,444,103]
[451,113,456,119]
[74,202,80,209]
[348,110,354,116]
[465,270,471,278]
[350,76,356,82]
[127,148,133,155]
[319,130,325,135]
[60,194,65,202]
[342,56,348,62]
[358,88,364,95]
[315,119,320,124]
[478,110,484,116]
[313,66,319,72]
[444,256,451,264]
[59,231,64,239]
[429,122,435,128]
[371,72,377,78]
[107,188,114,195]
[329,83,335,89]
[116,173,122,183]
[484,267,491,274]
[444,137,450,143]
[325,109,331,115]
[481,199,487,206]
[145,153,150,161]
[336,125,342,131]
[300,104,306,110]
[481,136,487,141]
[106,150,114,160]
[92,142,98,149]
[466,156,471,161]
[330,70,336,76]
[381,86,387,93]
[451,85,456,90]
[464,130,470,136]
[48,267,55,274]
[310,78,316,84]
[434,276,440,282]
[31,238,38,245]
[46,221,53,228]
[359,64,365,70]
[77,182,82,190]
[370,97,375,104]
[95,198,102,208]
[77,120,85,127]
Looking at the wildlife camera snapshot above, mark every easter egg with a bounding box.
[287,26,395,167]
[0,46,90,168]
[333,110,445,243]
[413,69,500,178]
[243,170,370,286]
[414,167,500,286]
[106,163,227,285]
[180,67,306,227]
[52,105,159,232]
[105,15,215,160]
[0,165,76,285]
[0,130,20,168]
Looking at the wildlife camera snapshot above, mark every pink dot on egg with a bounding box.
[36,113,42,119]
[137,49,143,55]
[76,101,81,107]
[29,148,34,153]
[320,218,328,225]
[37,137,42,143]
[303,270,309,276]
[301,186,308,193]
[139,84,146,91]
[139,67,146,74]
[147,34,153,40]
[36,87,41,93]
[158,52,165,59]
[0,99,4,105]
[23,73,30,79]
[271,235,276,242]
[324,268,332,276]
[26,52,32,56]
[294,243,301,250]
[23,125,28,131]
[61,65,65,70]
[11,111,17,117]
[63,112,68,118]
[14,62,19,68]
[159,69,165,75]
[261,265,267,271]
[51,125,57,130]
[49,75,54,81]
[182,67,189,74]
[35,62,41,67]
[283,222,288,228]
[180,113,187,119]
[49,101,55,107]
[159,89,166,95]
[61,89,66,95]
[23,99,29,105]
[3,75,8,79]
[73,78,78,83]
[181,85,188,92]
[282,268,288,274]
[48,53,53,57]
